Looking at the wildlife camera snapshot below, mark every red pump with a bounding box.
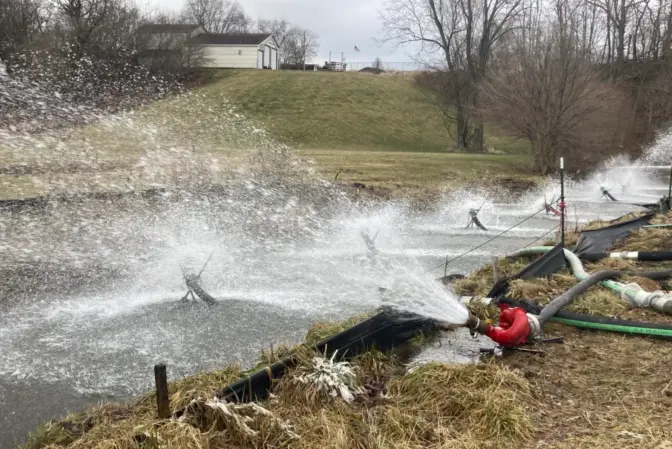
[483,306,531,347]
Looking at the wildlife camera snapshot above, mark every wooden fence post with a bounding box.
[492,256,499,283]
[154,364,170,419]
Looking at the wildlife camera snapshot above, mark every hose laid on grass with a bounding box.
[579,251,672,262]
[548,313,672,339]
[537,270,620,325]
[510,246,672,314]
[495,297,672,339]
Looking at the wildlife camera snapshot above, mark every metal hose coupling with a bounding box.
[465,313,489,335]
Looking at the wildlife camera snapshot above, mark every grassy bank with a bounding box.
[0,70,536,200]
[204,70,529,154]
[296,149,537,192]
[24,212,672,448]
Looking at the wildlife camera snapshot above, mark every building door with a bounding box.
[270,48,277,69]
[257,50,263,69]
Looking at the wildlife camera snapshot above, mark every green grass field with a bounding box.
[0,70,536,199]
[296,149,536,190]
[202,70,530,154]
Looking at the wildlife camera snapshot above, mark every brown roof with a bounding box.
[187,33,273,45]
[137,24,201,34]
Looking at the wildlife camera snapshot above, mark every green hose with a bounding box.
[549,317,672,338]
[643,224,672,229]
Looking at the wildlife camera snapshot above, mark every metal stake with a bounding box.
[154,364,170,419]
[667,164,672,208]
[560,157,565,247]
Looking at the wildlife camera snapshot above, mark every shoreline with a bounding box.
[20,206,672,448]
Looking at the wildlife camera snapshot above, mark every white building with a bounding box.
[137,24,279,70]
[188,33,279,70]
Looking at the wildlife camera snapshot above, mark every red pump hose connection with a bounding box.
[465,304,539,347]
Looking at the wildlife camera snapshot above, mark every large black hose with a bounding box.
[437,273,466,284]
[538,270,620,325]
[580,252,672,262]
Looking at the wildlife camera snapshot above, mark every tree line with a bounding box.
[382,0,672,173]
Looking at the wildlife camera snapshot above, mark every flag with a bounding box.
[354,46,360,52]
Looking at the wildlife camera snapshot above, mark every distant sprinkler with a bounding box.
[544,195,561,216]
[599,185,618,202]
[466,201,488,231]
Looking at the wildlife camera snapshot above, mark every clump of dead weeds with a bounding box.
[650,210,672,224]
[452,256,534,297]
[386,361,535,444]
[24,332,538,449]
[613,227,672,251]
[303,314,371,346]
[507,272,576,304]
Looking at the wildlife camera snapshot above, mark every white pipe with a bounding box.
[609,252,639,259]
[459,296,494,306]
[511,247,672,314]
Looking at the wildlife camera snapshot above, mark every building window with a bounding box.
[238,49,242,55]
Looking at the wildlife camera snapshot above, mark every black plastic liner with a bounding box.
[573,212,655,255]
[217,308,438,403]
[486,244,567,298]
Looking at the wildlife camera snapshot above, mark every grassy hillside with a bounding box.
[196,70,535,191]
[0,70,536,200]
[296,149,537,192]
[201,70,529,154]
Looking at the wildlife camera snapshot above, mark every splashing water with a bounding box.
[1,61,672,446]
[382,265,470,325]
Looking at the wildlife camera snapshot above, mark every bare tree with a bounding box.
[373,56,384,69]
[0,0,46,63]
[182,0,251,34]
[381,0,523,152]
[54,0,118,54]
[481,7,626,173]
[283,26,319,68]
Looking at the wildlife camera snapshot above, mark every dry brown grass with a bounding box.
[650,210,672,225]
[614,227,672,251]
[26,344,537,449]
[303,314,371,346]
[452,256,535,297]
[507,328,672,448]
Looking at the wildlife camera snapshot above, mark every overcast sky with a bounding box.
[150,0,421,67]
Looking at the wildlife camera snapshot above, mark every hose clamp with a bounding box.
[526,313,542,339]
